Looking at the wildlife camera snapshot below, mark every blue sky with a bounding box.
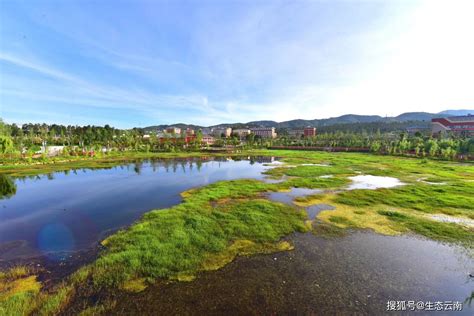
[1,0,473,128]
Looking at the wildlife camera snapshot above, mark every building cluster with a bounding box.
[143,125,318,146]
[431,114,474,136]
[209,127,278,139]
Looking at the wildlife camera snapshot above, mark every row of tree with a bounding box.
[1,119,473,160]
[273,131,474,159]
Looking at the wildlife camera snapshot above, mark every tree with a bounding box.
[0,119,14,154]
[425,139,439,157]
[0,135,14,154]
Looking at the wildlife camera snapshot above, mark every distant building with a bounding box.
[156,131,166,138]
[406,126,429,135]
[201,135,216,145]
[165,127,181,134]
[288,129,304,138]
[40,146,65,157]
[304,127,317,137]
[233,129,251,138]
[200,128,212,135]
[184,128,195,136]
[289,127,316,138]
[212,127,232,138]
[431,115,474,136]
[159,134,196,144]
[250,127,277,139]
[184,135,196,143]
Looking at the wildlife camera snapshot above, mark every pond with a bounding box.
[0,157,276,261]
[347,175,404,190]
[306,204,336,219]
[266,187,322,205]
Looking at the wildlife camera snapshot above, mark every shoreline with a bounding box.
[1,149,472,178]
[0,150,271,177]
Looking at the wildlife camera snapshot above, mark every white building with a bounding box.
[212,127,232,138]
[233,129,251,138]
[165,127,181,134]
[250,127,277,139]
[201,135,216,145]
[37,146,66,157]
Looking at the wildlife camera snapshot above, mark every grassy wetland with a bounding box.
[0,150,473,314]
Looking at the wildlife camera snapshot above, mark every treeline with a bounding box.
[1,119,473,161]
[0,120,275,156]
[0,120,205,156]
[273,131,474,159]
[277,121,431,135]
[8,122,123,146]
[314,121,431,134]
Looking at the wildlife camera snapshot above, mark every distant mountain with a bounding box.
[142,109,474,132]
[329,114,383,124]
[143,123,203,132]
[438,109,474,116]
[393,112,440,122]
[244,120,279,128]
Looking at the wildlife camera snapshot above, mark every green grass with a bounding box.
[0,291,38,316]
[264,164,350,178]
[86,150,472,291]
[378,210,474,246]
[284,176,349,189]
[335,183,474,218]
[92,183,307,287]
[328,215,357,226]
[0,266,41,316]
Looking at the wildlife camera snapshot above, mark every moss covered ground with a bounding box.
[0,149,472,314]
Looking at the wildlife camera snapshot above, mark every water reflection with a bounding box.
[267,188,322,205]
[306,204,335,219]
[347,175,404,190]
[0,174,16,199]
[112,231,474,315]
[0,157,276,261]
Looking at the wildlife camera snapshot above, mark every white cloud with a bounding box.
[2,0,473,127]
[0,52,213,113]
[217,0,474,121]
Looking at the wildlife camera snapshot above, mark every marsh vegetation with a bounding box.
[0,150,472,314]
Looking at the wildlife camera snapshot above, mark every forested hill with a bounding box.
[143,109,473,133]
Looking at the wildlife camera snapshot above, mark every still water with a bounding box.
[0,157,275,260]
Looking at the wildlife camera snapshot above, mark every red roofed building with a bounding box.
[431,114,474,136]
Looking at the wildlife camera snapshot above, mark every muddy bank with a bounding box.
[68,231,473,315]
[0,246,100,291]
